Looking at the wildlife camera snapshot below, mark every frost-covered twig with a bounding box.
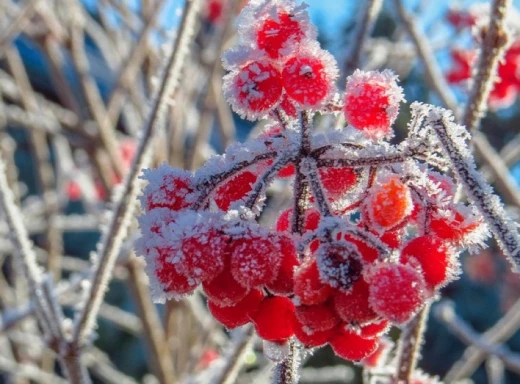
[211,326,255,384]
[429,110,520,270]
[463,0,512,132]
[395,306,430,382]
[445,297,520,382]
[435,301,520,375]
[272,340,300,384]
[344,0,383,74]
[72,0,201,346]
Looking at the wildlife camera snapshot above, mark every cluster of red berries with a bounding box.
[446,6,520,109]
[136,0,488,368]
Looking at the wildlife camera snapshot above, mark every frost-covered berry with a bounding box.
[230,233,282,288]
[330,328,379,361]
[319,167,357,200]
[429,206,482,244]
[361,337,392,368]
[282,49,338,108]
[224,61,283,119]
[140,165,195,212]
[344,234,379,264]
[215,171,257,211]
[358,319,390,339]
[294,259,335,305]
[344,70,404,138]
[333,279,378,325]
[317,243,363,291]
[292,317,336,348]
[203,259,250,307]
[266,235,299,295]
[179,229,228,282]
[276,207,320,232]
[295,301,340,331]
[256,11,305,59]
[154,247,198,296]
[367,263,426,324]
[252,296,296,342]
[401,236,453,290]
[366,175,412,230]
[208,289,264,329]
[279,95,298,118]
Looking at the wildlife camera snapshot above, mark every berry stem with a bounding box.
[272,340,300,384]
[395,305,430,382]
[306,159,332,217]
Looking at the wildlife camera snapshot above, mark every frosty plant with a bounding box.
[136,0,520,382]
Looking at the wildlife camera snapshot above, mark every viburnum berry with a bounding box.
[318,167,357,200]
[252,296,296,342]
[178,229,228,282]
[208,289,264,329]
[224,60,283,119]
[344,69,404,138]
[367,263,427,324]
[154,247,197,296]
[401,235,453,289]
[230,232,282,288]
[361,337,392,368]
[256,11,305,59]
[214,170,257,211]
[140,164,195,212]
[282,49,338,108]
[203,263,250,307]
[429,206,482,244]
[276,208,320,232]
[333,279,378,325]
[294,259,335,305]
[317,243,363,291]
[343,233,379,264]
[366,175,413,230]
[279,95,298,118]
[358,319,390,339]
[266,235,299,295]
[291,317,336,348]
[294,301,340,331]
[330,328,379,361]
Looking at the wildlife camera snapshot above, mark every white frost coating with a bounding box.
[264,339,290,362]
[427,106,520,271]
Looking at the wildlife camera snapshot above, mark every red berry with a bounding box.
[333,279,378,325]
[330,328,379,361]
[224,61,283,119]
[230,233,282,288]
[215,171,257,211]
[208,289,264,329]
[267,235,300,295]
[252,296,295,342]
[154,247,197,295]
[282,52,337,108]
[429,207,482,244]
[367,175,412,230]
[359,319,390,339]
[279,95,298,118]
[344,234,379,264]
[294,259,334,305]
[275,208,320,232]
[203,260,249,307]
[317,243,363,291]
[344,70,404,138]
[179,230,228,282]
[361,337,392,368]
[142,165,194,212]
[292,317,336,348]
[256,12,305,59]
[319,167,357,200]
[295,301,340,331]
[367,263,426,324]
[401,236,453,289]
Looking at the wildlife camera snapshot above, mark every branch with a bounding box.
[72,0,202,346]
[463,0,512,132]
